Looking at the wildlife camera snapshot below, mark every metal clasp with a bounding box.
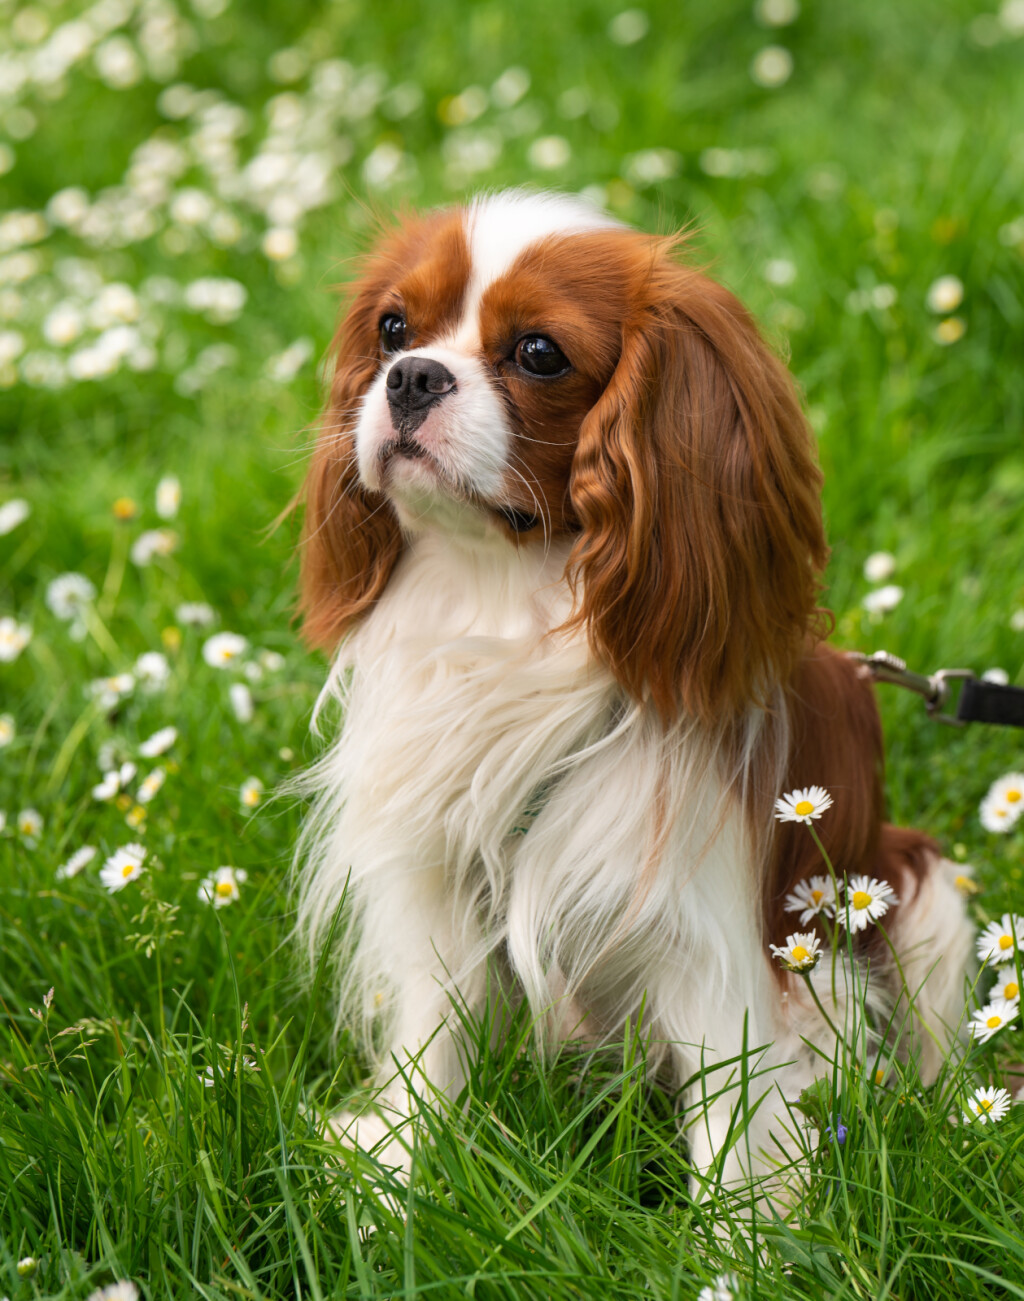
[848,651,975,726]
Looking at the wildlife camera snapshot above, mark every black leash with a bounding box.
[848,651,1024,729]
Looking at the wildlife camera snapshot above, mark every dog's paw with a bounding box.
[326,1106,413,1176]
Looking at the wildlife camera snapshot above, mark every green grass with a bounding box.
[3,0,1024,1295]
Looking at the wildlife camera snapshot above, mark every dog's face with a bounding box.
[349,193,625,542]
[301,190,829,723]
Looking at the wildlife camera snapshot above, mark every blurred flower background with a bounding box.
[1,1,1024,1296]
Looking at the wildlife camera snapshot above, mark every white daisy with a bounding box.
[977,914,1024,964]
[156,475,181,519]
[0,497,30,535]
[92,771,121,801]
[963,1085,1012,1125]
[839,875,898,932]
[697,1273,739,1301]
[197,865,248,908]
[87,673,135,710]
[57,845,97,880]
[262,226,298,261]
[100,843,147,892]
[240,776,263,810]
[862,584,904,614]
[175,601,216,626]
[769,931,822,972]
[86,1282,139,1301]
[927,274,964,314]
[783,873,839,923]
[980,795,1016,834]
[139,725,177,757]
[17,1257,38,1277]
[987,773,1024,818]
[774,785,834,824]
[229,681,254,722]
[258,649,285,672]
[0,713,15,746]
[0,615,32,661]
[863,551,896,583]
[18,808,43,844]
[0,810,6,833]
[991,967,1022,1004]
[130,528,178,567]
[46,572,96,620]
[750,43,793,88]
[135,650,171,690]
[202,631,248,668]
[969,997,1018,1044]
[136,768,165,804]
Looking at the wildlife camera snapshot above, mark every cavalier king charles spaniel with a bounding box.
[294,189,973,1196]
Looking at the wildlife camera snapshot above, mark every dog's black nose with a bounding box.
[385,356,456,433]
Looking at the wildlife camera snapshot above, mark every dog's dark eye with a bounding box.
[379,313,407,354]
[515,335,570,377]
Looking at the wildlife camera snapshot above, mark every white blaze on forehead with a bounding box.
[449,189,620,348]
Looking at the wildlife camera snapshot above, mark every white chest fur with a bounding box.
[296,530,772,1065]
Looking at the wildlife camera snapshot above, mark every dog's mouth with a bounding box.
[378,443,540,535]
[379,436,428,465]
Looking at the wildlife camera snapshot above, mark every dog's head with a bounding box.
[301,190,828,723]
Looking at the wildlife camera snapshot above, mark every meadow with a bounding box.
[2,0,1024,1296]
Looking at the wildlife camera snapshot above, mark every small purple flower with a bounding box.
[826,1114,848,1145]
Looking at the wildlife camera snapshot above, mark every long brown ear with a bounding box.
[567,244,829,725]
[298,277,403,653]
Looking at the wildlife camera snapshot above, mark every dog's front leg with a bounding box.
[667,998,794,1207]
[330,866,485,1174]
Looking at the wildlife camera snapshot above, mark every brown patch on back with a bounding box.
[763,645,935,972]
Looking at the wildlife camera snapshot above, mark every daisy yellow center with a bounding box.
[215,881,234,897]
[244,790,259,805]
[1006,981,1019,999]
[978,1098,993,1112]
[791,945,810,963]
[999,934,1014,951]
[121,862,135,878]
[852,890,872,910]
[874,1069,885,1084]
[811,889,824,904]
[995,808,1008,818]
[794,800,814,816]
[987,1014,1002,1029]
[1007,790,1022,803]
[221,649,234,660]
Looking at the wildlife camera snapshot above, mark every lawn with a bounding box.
[2,0,1024,1296]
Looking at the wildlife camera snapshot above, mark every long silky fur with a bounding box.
[292,529,792,1079]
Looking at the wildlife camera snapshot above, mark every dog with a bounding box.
[293,189,974,1196]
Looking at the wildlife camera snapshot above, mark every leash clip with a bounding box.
[848,651,975,726]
